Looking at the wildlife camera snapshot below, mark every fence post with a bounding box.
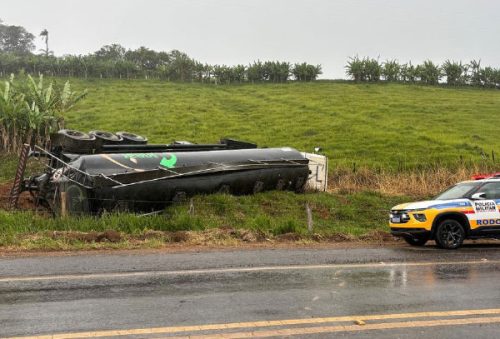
[492,150,495,162]
[306,203,313,232]
[60,188,67,217]
[189,198,195,216]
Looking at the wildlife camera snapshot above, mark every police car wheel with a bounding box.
[435,219,465,249]
[403,236,428,246]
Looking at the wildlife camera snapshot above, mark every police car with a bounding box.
[389,173,500,249]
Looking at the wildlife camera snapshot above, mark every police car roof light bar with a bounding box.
[472,172,500,180]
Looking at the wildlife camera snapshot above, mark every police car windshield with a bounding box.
[434,182,481,200]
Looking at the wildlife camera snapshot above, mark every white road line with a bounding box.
[0,259,498,283]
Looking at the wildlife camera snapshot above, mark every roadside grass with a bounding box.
[0,191,405,250]
[61,79,500,169]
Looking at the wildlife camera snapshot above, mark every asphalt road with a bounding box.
[1,244,500,338]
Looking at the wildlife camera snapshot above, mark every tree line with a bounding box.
[345,56,500,88]
[0,47,322,83]
[0,19,322,83]
[3,19,499,87]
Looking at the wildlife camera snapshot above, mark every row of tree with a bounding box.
[345,57,500,88]
[0,48,322,83]
[0,19,322,83]
[0,75,86,153]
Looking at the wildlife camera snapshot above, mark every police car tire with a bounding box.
[435,219,465,249]
[403,236,428,246]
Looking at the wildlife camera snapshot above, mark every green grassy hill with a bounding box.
[2,80,500,249]
[65,79,500,169]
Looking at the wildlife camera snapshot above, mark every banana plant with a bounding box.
[0,75,26,152]
[0,74,87,153]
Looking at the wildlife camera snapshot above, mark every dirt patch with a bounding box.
[359,230,396,242]
[169,231,191,243]
[0,224,402,253]
[140,230,166,240]
[98,230,121,242]
[238,229,258,242]
[325,232,356,242]
[275,232,302,242]
[0,181,13,209]
[23,228,397,247]
[0,181,37,211]
[51,230,122,243]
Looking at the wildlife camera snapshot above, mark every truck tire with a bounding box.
[89,130,122,144]
[116,131,148,144]
[55,129,96,153]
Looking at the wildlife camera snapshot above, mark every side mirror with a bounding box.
[471,192,486,200]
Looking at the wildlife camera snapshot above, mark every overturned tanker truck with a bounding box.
[10,130,327,215]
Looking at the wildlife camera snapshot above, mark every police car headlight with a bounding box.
[401,213,410,221]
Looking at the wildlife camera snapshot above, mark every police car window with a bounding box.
[434,182,481,200]
[479,182,500,200]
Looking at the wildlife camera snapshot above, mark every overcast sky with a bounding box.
[2,0,499,78]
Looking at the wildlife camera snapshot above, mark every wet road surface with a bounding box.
[1,244,500,338]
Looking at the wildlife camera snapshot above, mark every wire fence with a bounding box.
[0,192,393,221]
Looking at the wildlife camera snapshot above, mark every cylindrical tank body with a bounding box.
[63,148,309,212]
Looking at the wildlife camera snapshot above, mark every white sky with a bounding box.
[2,0,499,78]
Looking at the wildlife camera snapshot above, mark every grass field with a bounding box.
[63,79,500,169]
[1,80,499,250]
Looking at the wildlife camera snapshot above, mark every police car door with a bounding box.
[471,182,500,230]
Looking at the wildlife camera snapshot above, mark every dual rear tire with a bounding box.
[55,130,148,152]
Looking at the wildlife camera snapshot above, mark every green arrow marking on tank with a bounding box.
[160,154,177,168]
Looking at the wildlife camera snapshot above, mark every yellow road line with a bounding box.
[8,308,500,339]
[1,259,499,283]
[177,316,500,339]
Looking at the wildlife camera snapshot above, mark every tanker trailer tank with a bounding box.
[14,130,311,215]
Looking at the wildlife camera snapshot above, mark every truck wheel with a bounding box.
[403,235,428,246]
[59,129,92,140]
[53,183,89,216]
[55,129,96,153]
[434,219,465,249]
[116,131,148,144]
[89,130,122,144]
